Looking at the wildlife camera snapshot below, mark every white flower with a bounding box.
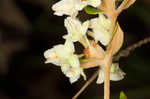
[63,17,89,42]
[89,13,111,46]
[44,40,86,83]
[44,40,79,67]
[96,63,125,84]
[52,0,101,16]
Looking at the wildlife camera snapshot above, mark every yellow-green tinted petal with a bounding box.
[88,0,101,7]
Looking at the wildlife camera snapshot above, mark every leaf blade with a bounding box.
[120,91,127,99]
[84,6,101,15]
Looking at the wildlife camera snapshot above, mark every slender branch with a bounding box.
[116,0,136,15]
[72,69,100,99]
[114,36,150,61]
[117,0,129,14]
[72,36,150,99]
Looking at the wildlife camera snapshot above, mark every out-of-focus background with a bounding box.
[0,0,150,99]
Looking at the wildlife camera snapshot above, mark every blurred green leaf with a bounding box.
[84,6,101,15]
[120,91,127,99]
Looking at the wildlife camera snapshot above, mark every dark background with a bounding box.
[0,0,150,99]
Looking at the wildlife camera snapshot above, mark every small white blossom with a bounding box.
[63,17,89,42]
[44,40,86,83]
[90,13,111,46]
[52,0,101,16]
[52,0,85,16]
[96,63,125,84]
[44,41,76,65]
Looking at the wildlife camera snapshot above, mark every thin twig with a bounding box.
[72,69,100,99]
[72,36,150,99]
[117,0,129,14]
[114,36,150,61]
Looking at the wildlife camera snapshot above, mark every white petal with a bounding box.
[96,63,125,84]
[90,14,111,46]
[88,0,101,7]
[93,29,111,45]
[53,45,69,59]
[67,55,80,68]
[74,0,88,11]
[66,68,81,83]
[110,71,125,81]
[44,49,55,59]
[61,64,70,74]
[44,48,63,65]
[98,14,111,30]
[69,74,80,83]
[64,39,75,53]
[82,20,89,35]
[52,0,76,16]
[80,69,86,80]
[45,59,62,66]
[96,69,104,84]
[110,63,125,81]
[64,17,88,42]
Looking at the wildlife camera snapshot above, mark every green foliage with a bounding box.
[120,91,127,99]
[84,6,101,15]
[79,58,88,62]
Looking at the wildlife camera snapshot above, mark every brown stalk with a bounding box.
[114,36,150,61]
[103,53,111,99]
[116,0,136,14]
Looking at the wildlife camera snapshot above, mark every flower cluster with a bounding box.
[44,0,125,84]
